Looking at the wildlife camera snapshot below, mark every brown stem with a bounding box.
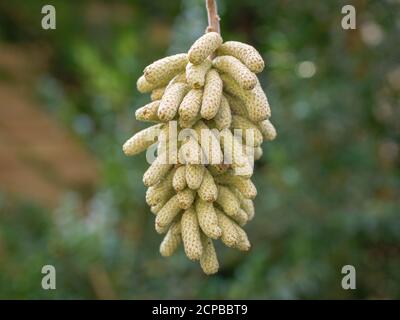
[206,0,220,34]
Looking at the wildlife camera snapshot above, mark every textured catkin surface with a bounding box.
[181,208,203,260]
[188,32,223,65]
[196,198,221,239]
[213,55,257,90]
[123,31,277,274]
[123,124,162,156]
[186,59,212,88]
[160,222,181,257]
[144,53,188,84]
[217,41,265,73]
[201,69,223,120]
[179,89,203,121]
[158,82,189,122]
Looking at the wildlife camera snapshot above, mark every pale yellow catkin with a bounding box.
[137,75,159,93]
[195,198,221,239]
[213,55,257,90]
[230,207,248,227]
[181,207,203,260]
[172,165,187,191]
[178,89,203,121]
[224,94,248,117]
[231,187,255,220]
[186,164,205,190]
[217,41,265,73]
[155,195,181,234]
[216,209,238,248]
[197,168,218,202]
[200,69,223,120]
[144,53,188,84]
[216,186,240,217]
[254,146,263,160]
[193,121,223,165]
[158,82,189,122]
[188,32,223,65]
[200,236,219,275]
[208,164,229,176]
[160,221,181,257]
[145,168,175,206]
[123,124,162,156]
[151,87,166,101]
[151,202,164,215]
[258,119,277,141]
[231,115,263,147]
[135,100,160,122]
[177,188,196,210]
[233,222,251,251]
[179,137,204,165]
[215,173,257,199]
[221,74,270,122]
[219,128,253,177]
[213,95,232,130]
[186,59,212,88]
[169,72,187,85]
[178,114,201,129]
[143,156,173,187]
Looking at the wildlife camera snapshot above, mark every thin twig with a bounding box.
[205,0,220,34]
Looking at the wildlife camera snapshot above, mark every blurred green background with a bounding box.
[0,0,399,299]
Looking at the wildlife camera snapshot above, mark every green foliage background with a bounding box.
[0,0,399,299]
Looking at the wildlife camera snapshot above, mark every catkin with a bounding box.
[216,209,238,248]
[221,74,270,122]
[179,137,204,164]
[186,164,205,190]
[145,168,175,206]
[188,32,223,65]
[216,185,240,217]
[217,41,265,73]
[186,59,212,88]
[123,29,276,274]
[233,223,251,251]
[143,156,173,187]
[220,128,253,177]
[197,168,218,202]
[213,55,257,90]
[135,101,160,122]
[155,195,181,234]
[231,115,263,147]
[137,75,159,93]
[193,121,223,165]
[258,119,277,141]
[179,89,202,121]
[177,188,196,210]
[181,207,203,260]
[200,236,219,275]
[213,95,232,130]
[158,82,189,122]
[151,87,166,101]
[123,124,162,156]
[160,222,181,257]
[201,69,223,120]
[173,165,187,192]
[231,187,255,221]
[215,173,257,199]
[196,198,221,239]
[144,53,188,84]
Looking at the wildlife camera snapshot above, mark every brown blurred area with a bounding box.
[0,44,98,207]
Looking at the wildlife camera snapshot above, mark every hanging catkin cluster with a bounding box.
[123,31,276,274]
